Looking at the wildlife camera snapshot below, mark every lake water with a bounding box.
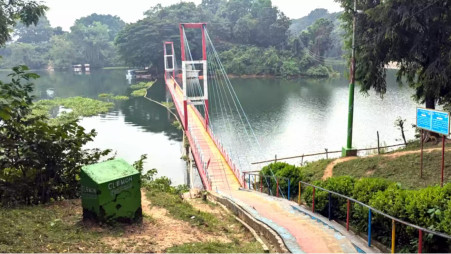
[0,68,420,185]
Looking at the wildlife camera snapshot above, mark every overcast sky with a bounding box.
[44,0,343,31]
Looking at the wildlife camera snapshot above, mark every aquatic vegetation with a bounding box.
[131,88,147,97]
[98,93,129,101]
[161,101,174,109]
[33,97,114,124]
[130,81,156,90]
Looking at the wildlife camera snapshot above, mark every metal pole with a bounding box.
[260,175,263,192]
[377,131,380,154]
[344,0,357,156]
[368,209,372,247]
[418,229,423,253]
[312,187,316,212]
[391,219,396,254]
[276,178,279,197]
[441,135,445,187]
[248,174,251,190]
[298,182,301,204]
[346,199,350,231]
[328,192,332,221]
[420,129,424,178]
[288,178,290,200]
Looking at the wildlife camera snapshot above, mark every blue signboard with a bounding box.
[416,108,450,135]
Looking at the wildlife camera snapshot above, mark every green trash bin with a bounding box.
[81,158,142,223]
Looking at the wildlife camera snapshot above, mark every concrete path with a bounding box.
[219,189,376,253]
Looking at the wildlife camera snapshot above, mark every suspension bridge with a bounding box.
[162,23,374,253]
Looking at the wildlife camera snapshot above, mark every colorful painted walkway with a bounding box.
[165,77,376,253]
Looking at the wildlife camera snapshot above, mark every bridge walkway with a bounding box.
[165,77,375,253]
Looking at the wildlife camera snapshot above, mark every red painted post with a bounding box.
[346,199,350,231]
[179,24,185,61]
[418,229,423,253]
[276,178,279,197]
[201,25,207,61]
[183,100,188,130]
[441,135,445,187]
[312,187,316,212]
[205,99,209,129]
[420,129,424,178]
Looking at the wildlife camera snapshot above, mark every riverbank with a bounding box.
[0,188,263,253]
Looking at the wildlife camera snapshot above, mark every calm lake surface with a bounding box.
[0,69,420,184]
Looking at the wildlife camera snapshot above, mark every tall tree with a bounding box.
[335,0,451,109]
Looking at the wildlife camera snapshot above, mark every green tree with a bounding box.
[299,18,334,63]
[0,66,111,206]
[335,0,451,109]
[14,15,54,43]
[75,13,126,41]
[70,21,111,67]
[48,35,80,69]
[0,0,48,45]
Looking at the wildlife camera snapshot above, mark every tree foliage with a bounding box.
[335,0,451,109]
[0,66,111,206]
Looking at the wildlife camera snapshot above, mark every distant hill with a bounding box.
[289,8,345,58]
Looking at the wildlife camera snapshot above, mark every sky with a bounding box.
[44,0,343,31]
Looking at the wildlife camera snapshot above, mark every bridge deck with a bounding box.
[165,77,240,191]
[165,77,375,253]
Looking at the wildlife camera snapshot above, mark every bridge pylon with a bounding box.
[179,23,209,131]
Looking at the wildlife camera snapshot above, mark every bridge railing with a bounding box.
[187,126,212,189]
[244,173,291,200]
[241,174,451,253]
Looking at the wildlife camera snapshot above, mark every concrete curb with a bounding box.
[208,191,290,253]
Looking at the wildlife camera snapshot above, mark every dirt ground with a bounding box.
[100,190,254,252]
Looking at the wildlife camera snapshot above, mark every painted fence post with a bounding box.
[243,173,246,189]
[391,219,396,254]
[328,192,332,221]
[368,209,372,247]
[298,182,301,205]
[287,178,290,200]
[260,175,262,192]
[418,229,423,253]
[248,174,251,190]
[312,187,316,213]
[346,199,350,231]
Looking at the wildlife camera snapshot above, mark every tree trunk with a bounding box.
[425,94,435,109]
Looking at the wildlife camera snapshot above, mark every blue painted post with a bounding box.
[328,192,332,221]
[368,209,372,247]
[287,178,290,200]
[248,174,251,190]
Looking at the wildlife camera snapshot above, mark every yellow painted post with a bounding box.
[298,182,301,204]
[391,219,396,253]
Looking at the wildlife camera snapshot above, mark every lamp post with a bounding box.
[342,0,360,157]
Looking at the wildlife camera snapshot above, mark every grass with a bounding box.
[98,93,129,101]
[0,200,118,252]
[166,241,263,253]
[301,159,334,182]
[333,150,451,189]
[146,190,220,231]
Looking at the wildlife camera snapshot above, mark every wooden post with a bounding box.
[275,154,277,163]
[260,175,262,192]
[276,178,279,197]
[420,129,424,178]
[301,154,304,166]
[325,148,329,159]
[377,131,380,154]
